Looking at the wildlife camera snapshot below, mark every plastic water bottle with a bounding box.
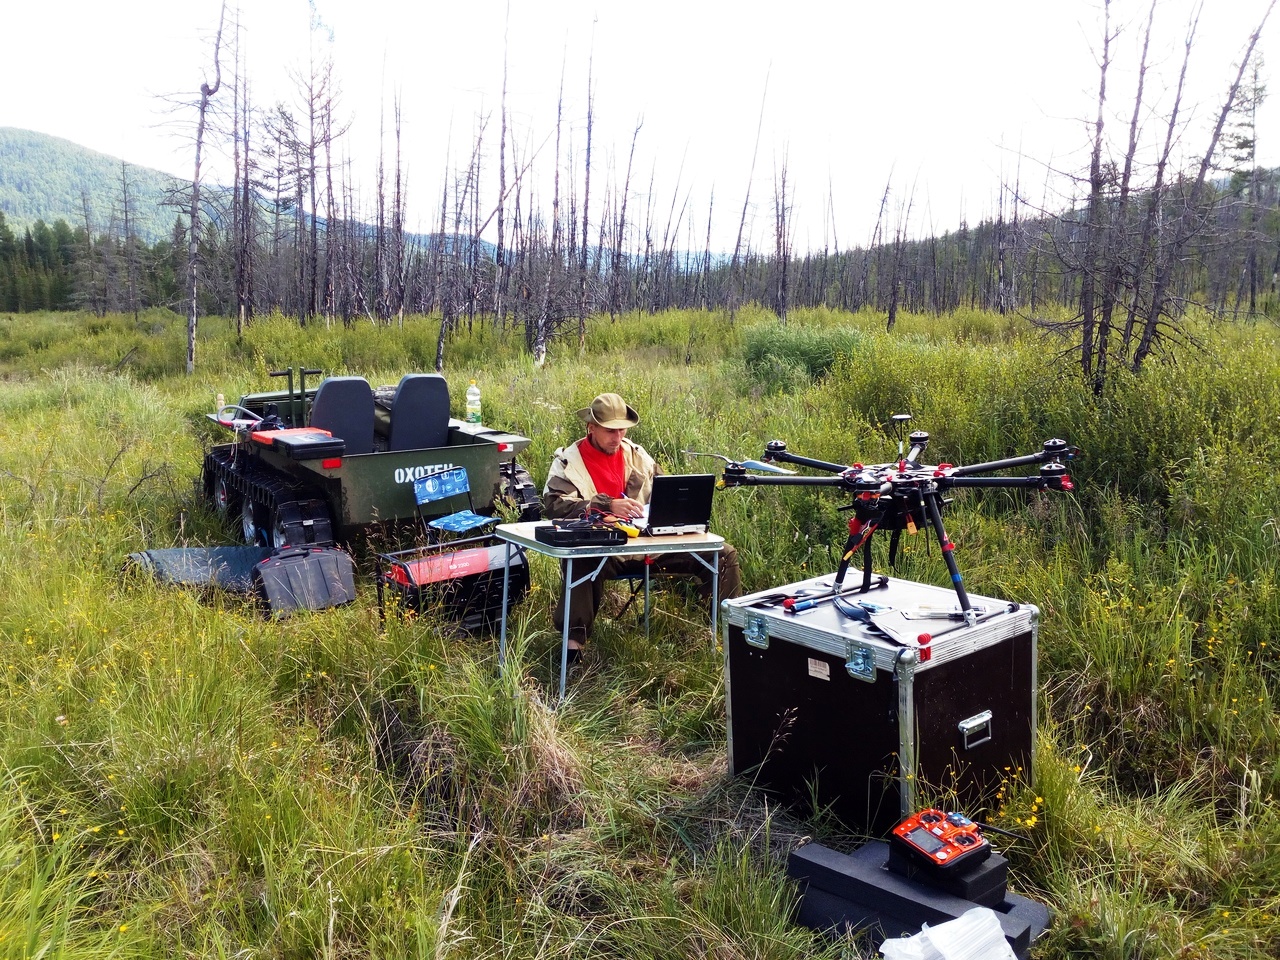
[215,392,225,412]
[465,380,482,423]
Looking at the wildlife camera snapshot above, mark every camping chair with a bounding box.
[374,466,507,625]
[612,556,677,638]
[413,466,497,539]
[614,560,652,621]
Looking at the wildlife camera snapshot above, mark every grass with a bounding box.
[0,305,1278,956]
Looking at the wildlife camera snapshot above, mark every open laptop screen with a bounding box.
[641,474,716,536]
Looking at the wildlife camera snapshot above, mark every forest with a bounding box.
[1,1,1277,395]
[2,162,1276,359]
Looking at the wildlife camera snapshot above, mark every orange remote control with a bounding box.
[890,809,991,873]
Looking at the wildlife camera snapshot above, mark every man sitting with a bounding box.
[543,392,742,660]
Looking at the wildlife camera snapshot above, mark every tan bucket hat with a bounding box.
[578,392,639,428]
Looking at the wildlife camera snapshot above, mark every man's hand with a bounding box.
[610,496,645,519]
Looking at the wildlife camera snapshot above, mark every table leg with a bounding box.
[498,539,512,671]
[683,549,721,649]
[558,555,612,703]
[643,556,651,639]
[712,552,719,648]
[559,557,572,702]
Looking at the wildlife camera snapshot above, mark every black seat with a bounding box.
[309,376,375,455]
[386,373,451,451]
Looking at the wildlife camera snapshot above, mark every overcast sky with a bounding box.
[5,0,1277,252]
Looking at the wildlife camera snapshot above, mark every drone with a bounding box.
[687,415,1077,625]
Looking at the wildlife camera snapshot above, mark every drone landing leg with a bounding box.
[922,489,975,622]
[833,531,860,589]
[887,528,902,567]
[860,537,877,593]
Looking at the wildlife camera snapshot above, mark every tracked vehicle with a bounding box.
[202,367,542,548]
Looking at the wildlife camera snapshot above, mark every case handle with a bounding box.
[743,614,770,649]
[957,710,993,750]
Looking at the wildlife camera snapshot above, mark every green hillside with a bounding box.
[0,127,184,244]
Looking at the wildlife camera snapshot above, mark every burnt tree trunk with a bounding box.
[186,2,225,375]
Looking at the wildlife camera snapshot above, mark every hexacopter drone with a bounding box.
[689,415,1076,625]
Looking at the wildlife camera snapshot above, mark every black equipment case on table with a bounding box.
[534,522,628,547]
[723,573,1037,834]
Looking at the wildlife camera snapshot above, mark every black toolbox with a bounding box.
[253,546,357,616]
[722,573,1037,833]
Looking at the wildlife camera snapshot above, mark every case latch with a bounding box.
[845,641,876,682]
[743,614,770,649]
[958,710,993,749]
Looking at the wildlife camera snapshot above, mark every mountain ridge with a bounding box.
[0,127,185,244]
[0,127,497,259]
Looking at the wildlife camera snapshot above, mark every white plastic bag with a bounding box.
[878,932,934,960]
[879,907,1017,960]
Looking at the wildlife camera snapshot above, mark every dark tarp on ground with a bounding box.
[124,546,273,592]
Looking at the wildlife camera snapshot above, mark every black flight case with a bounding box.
[722,573,1037,834]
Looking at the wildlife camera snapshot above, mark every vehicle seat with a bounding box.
[309,376,375,455]
[387,373,451,451]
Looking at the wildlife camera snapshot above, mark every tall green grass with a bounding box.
[0,306,1278,957]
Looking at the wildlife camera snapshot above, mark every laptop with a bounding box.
[640,474,716,536]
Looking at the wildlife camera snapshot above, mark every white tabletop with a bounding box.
[494,521,725,559]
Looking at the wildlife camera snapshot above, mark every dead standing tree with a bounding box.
[1090,0,1156,392]
[576,49,595,349]
[1077,0,1113,387]
[433,150,454,372]
[230,13,257,338]
[460,113,487,329]
[493,8,512,327]
[186,2,225,375]
[885,187,915,331]
[1131,2,1274,369]
[860,177,890,311]
[607,121,641,321]
[652,163,691,314]
[118,161,141,320]
[729,73,768,324]
[532,62,567,366]
[771,152,793,322]
[1061,0,1275,394]
[388,95,409,326]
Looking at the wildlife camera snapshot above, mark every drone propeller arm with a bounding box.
[720,473,849,489]
[948,439,1074,477]
[942,475,1067,490]
[762,443,850,474]
[948,452,1050,476]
